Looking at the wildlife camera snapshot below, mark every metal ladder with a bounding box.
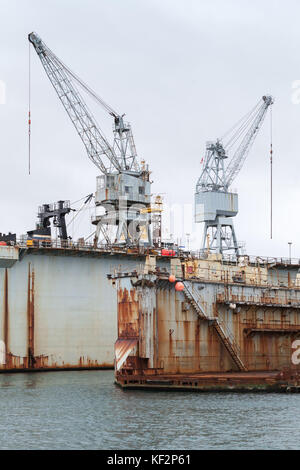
[182,281,208,320]
[182,281,247,371]
[211,317,247,371]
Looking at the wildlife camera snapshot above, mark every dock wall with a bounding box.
[0,247,162,371]
[115,266,300,391]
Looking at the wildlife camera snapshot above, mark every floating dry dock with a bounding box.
[113,254,300,391]
[0,242,169,371]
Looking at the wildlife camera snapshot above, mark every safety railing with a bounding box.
[189,250,300,266]
[182,281,211,319]
[6,238,170,257]
[182,280,246,370]
[2,238,300,267]
[214,317,242,357]
[213,318,247,371]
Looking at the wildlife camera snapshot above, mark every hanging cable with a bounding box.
[226,107,261,149]
[270,104,273,239]
[224,108,262,159]
[221,100,261,142]
[223,96,273,189]
[84,231,96,242]
[43,41,118,117]
[70,193,93,206]
[28,41,31,175]
[224,103,262,151]
[67,194,93,228]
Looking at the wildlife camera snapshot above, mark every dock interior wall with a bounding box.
[0,250,168,370]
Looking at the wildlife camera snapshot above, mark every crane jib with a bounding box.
[28,32,140,175]
[224,96,273,189]
[195,94,273,257]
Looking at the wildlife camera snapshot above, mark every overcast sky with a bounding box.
[0,0,300,257]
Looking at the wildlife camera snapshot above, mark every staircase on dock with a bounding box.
[182,281,247,372]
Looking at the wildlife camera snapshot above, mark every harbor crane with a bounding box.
[28,32,152,246]
[195,95,273,256]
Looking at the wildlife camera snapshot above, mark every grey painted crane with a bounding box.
[195,95,273,256]
[28,32,152,246]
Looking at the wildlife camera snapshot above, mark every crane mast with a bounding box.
[195,95,273,256]
[29,32,152,246]
[196,140,228,193]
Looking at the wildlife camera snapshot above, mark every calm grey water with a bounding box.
[0,370,299,450]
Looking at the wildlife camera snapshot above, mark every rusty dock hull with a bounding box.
[116,370,300,392]
[113,255,300,392]
[0,245,169,372]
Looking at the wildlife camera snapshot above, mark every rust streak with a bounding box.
[3,268,8,363]
[27,263,35,368]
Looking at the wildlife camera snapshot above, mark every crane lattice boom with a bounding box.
[224,95,273,189]
[195,95,273,256]
[196,95,273,194]
[28,32,140,175]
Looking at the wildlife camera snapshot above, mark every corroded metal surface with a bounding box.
[116,369,300,392]
[0,246,19,268]
[0,250,169,371]
[114,255,300,391]
[115,338,138,370]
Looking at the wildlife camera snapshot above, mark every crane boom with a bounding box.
[28,32,125,174]
[29,32,151,247]
[195,94,273,256]
[224,95,273,189]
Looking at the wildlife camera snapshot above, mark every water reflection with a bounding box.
[0,370,298,450]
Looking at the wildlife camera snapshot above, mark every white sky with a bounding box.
[0,0,299,258]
